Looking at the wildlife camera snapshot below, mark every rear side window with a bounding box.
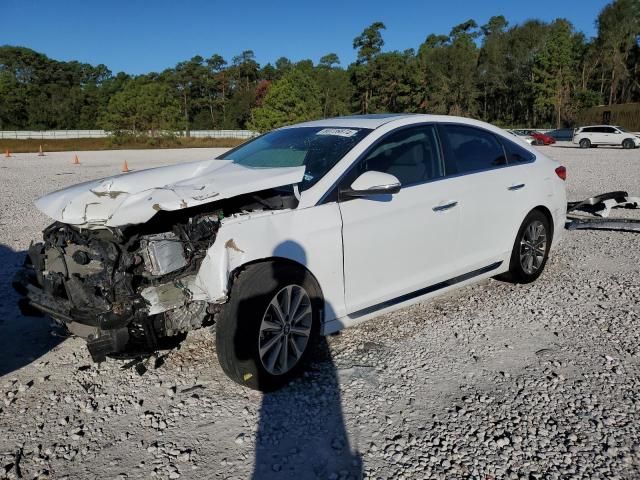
[502,138,536,163]
[438,124,507,175]
[581,127,595,133]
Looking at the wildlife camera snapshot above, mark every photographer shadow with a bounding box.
[232,240,362,479]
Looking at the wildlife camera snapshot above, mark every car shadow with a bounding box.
[0,244,64,377]
[228,240,362,479]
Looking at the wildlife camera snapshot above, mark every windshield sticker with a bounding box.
[303,173,314,181]
[316,128,358,138]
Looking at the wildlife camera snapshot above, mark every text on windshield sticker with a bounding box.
[316,128,358,138]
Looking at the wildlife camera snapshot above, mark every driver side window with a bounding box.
[345,125,444,188]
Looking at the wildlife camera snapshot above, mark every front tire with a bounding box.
[622,139,636,149]
[215,261,321,391]
[500,210,552,284]
[579,138,591,149]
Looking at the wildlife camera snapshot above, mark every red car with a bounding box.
[518,129,556,145]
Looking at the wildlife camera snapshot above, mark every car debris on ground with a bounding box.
[566,191,640,233]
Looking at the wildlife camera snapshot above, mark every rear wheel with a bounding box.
[579,138,591,149]
[215,261,321,391]
[623,138,636,149]
[500,210,552,284]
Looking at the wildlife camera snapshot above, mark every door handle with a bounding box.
[432,201,458,212]
[508,183,525,191]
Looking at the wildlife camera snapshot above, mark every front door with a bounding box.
[338,124,462,314]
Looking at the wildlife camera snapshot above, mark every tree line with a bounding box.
[0,0,638,134]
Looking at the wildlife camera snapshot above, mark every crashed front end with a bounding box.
[13,160,305,362]
[14,213,222,362]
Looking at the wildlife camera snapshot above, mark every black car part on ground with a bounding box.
[566,217,640,233]
[566,191,638,216]
[566,191,640,233]
[13,187,298,362]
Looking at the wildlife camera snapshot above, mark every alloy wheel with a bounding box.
[258,284,313,375]
[520,220,547,275]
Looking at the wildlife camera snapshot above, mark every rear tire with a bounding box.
[499,210,552,284]
[579,138,591,149]
[216,261,321,391]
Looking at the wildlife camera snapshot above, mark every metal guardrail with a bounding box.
[0,130,259,140]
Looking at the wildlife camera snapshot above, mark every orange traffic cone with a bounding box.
[122,160,130,173]
[73,154,80,165]
[38,145,45,156]
[4,149,11,158]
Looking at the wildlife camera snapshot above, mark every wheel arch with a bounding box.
[530,205,554,240]
[227,256,327,321]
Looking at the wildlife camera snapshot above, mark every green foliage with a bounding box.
[353,22,386,64]
[0,46,116,129]
[99,78,181,134]
[414,20,481,116]
[319,53,340,68]
[315,55,353,117]
[248,69,322,131]
[531,20,576,128]
[596,0,640,104]
[2,0,639,132]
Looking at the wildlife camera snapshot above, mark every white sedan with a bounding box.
[17,114,567,390]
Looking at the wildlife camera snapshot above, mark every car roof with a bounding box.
[287,113,416,129]
[284,114,501,130]
[579,125,619,128]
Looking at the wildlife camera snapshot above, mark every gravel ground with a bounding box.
[0,144,639,480]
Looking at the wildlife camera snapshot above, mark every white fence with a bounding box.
[0,130,107,139]
[185,130,258,139]
[0,130,258,140]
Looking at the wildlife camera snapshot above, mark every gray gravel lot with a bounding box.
[0,144,639,479]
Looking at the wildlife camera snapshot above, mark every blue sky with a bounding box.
[1,0,608,75]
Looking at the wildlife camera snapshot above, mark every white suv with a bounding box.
[573,125,640,149]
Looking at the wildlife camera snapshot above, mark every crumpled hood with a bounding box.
[35,159,305,228]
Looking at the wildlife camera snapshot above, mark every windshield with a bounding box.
[616,126,629,133]
[219,126,371,190]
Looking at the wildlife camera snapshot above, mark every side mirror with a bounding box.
[340,171,401,199]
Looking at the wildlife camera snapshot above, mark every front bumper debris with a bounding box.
[12,253,132,362]
[566,191,640,233]
[567,191,639,218]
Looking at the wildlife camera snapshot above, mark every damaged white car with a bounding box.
[15,114,567,390]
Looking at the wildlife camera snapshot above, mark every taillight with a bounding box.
[555,166,566,181]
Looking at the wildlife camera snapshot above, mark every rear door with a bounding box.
[437,123,524,270]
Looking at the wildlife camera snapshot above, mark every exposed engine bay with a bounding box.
[14,188,297,362]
